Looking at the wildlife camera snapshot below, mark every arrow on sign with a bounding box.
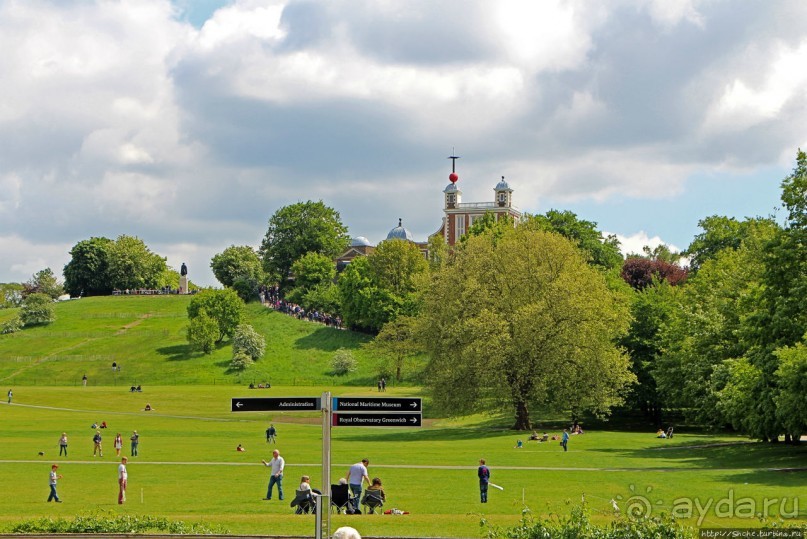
[236,402,244,408]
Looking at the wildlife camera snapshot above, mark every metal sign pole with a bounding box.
[318,391,332,539]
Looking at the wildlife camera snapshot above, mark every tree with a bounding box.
[210,245,264,288]
[774,342,807,438]
[0,283,24,308]
[338,239,429,333]
[260,201,349,285]
[106,235,167,290]
[331,349,358,376]
[20,293,56,326]
[621,258,687,290]
[366,315,422,382]
[524,210,623,271]
[187,289,244,343]
[419,227,634,430]
[24,268,64,299]
[232,323,266,361]
[63,237,114,296]
[685,216,774,273]
[286,252,337,307]
[187,309,218,354]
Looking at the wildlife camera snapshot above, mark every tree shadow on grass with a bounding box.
[336,425,506,443]
[156,341,228,361]
[294,326,372,352]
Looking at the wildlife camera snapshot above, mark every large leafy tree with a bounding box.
[106,235,167,291]
[419,227,634,430]
[23,268,64,299]
[524,210,623,271]
[338,239,428,333]
[259,200,349,285]
[621,257,687,290]
[210,245,264,288]
[187,289,244,343]
[63,237,114,296]
[287,252,339,311]
[366,315,422,382]
[20,293,56,326]
[686,216,771,273]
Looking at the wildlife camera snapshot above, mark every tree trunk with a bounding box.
[513,400,531,430]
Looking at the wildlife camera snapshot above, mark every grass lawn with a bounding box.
[0,386,805,536]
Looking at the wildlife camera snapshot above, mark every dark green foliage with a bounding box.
[10,511,226,534]
[20,292,55,326]
[106,235,168,291]
[63,237,114,296]
[231,275,260,302]
[260,200,349,285]
[524,209,624,270]
[187,289,244,343]
[686,215,776,273]
[287,252,339,310]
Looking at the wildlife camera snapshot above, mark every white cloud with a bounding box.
[611,230,684,258]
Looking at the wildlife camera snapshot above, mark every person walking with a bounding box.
[478,459,490,503]
[265,424,277,443]
[345,458,370,513]
[118,457,128,504]
[114,433,123,456]
[261,449,285,500]
[47,464,63,502]
[130,431,139,457]
[59,433,68,457]
[7,389,11,403]
[561,429,569,452]
[82,374,87,387]
[92,430,103,457]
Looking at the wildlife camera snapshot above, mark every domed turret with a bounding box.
[495,175,513,207]
[386,218,414,241]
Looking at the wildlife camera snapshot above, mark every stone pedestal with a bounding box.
[179,275,188,294]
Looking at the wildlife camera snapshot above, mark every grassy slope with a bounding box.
[0,298,805,535]
[0,296,384,387]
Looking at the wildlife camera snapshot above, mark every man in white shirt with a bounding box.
[118,457,128,504]
[345,458,370,513]
[261,449,285,500]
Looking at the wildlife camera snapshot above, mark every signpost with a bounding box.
[232,394,421,539]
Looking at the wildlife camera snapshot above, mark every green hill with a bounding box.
[0,296,390,387]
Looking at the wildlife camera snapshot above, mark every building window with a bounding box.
[498,192,506,203]
[455,214,466,238]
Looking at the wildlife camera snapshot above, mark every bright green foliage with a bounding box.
[426,232,448,270]
[0,282,24,308]
[524,209,624,270]
[230,275,260,302]
[485,503,696,539]
[287,252,337,309]
[461,212,515,244]
[301,282,341,313]
[330,348,357,375]
[260,200,349,284]
[365,315,422,381]
[338,239,428,333]
[63,237,114,296]
[24,268,64,299]
[1,315,22,334]
[774,341,807,436]
[187,289,244,343]
[106,235,167,291]
[420,227,634,430]
[210,245,264,288]
[11,512,226,534]
[229,350,254,371]
[232,323,266,361]
[187,309,218,354]
[20,292,55,326]
[686,216,775,273]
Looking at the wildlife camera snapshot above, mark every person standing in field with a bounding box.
[561,429,569,452]
[47,464,63,502]
[130,431,139,457]
[59,433,68,456]
[7,389,11,403]
[92,430,103,457]
[478,459,490,503]
[82,374,87,387]
[114,433,123,456]
[345,458,370,513]
[118,457,128,504]
[261,449,285,500]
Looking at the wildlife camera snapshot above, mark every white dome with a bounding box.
[386,219,414,241]
[350,236,372,247]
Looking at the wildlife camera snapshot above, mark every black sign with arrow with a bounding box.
[332,397,422,412]
[231,397,321,412]
[332,412,422,427]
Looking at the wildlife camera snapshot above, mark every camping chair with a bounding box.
[330,483,353,514]
[290,489,316,514]
[361,489,385,514]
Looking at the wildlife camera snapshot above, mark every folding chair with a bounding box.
[330,484,353,514]
[361,489,385,514]
[290,489,316,514]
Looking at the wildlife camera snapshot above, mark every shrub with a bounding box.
[232,323,266,361]
[186,309,218,354]
[331,348,357,376]
[1,315,23,334]
[20,292,55,326]
[10,511,226,534]
[230,350,254,371]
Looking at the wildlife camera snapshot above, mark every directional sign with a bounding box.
[332,412,422,427]
[231,397,320,412]
[332,397,422,412]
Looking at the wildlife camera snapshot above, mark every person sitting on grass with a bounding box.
[514,439,524,448]
[237,444,246,452]
[144,403,153,411]
[656,429,667,439]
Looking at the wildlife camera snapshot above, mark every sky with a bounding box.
[1,0,806,288]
